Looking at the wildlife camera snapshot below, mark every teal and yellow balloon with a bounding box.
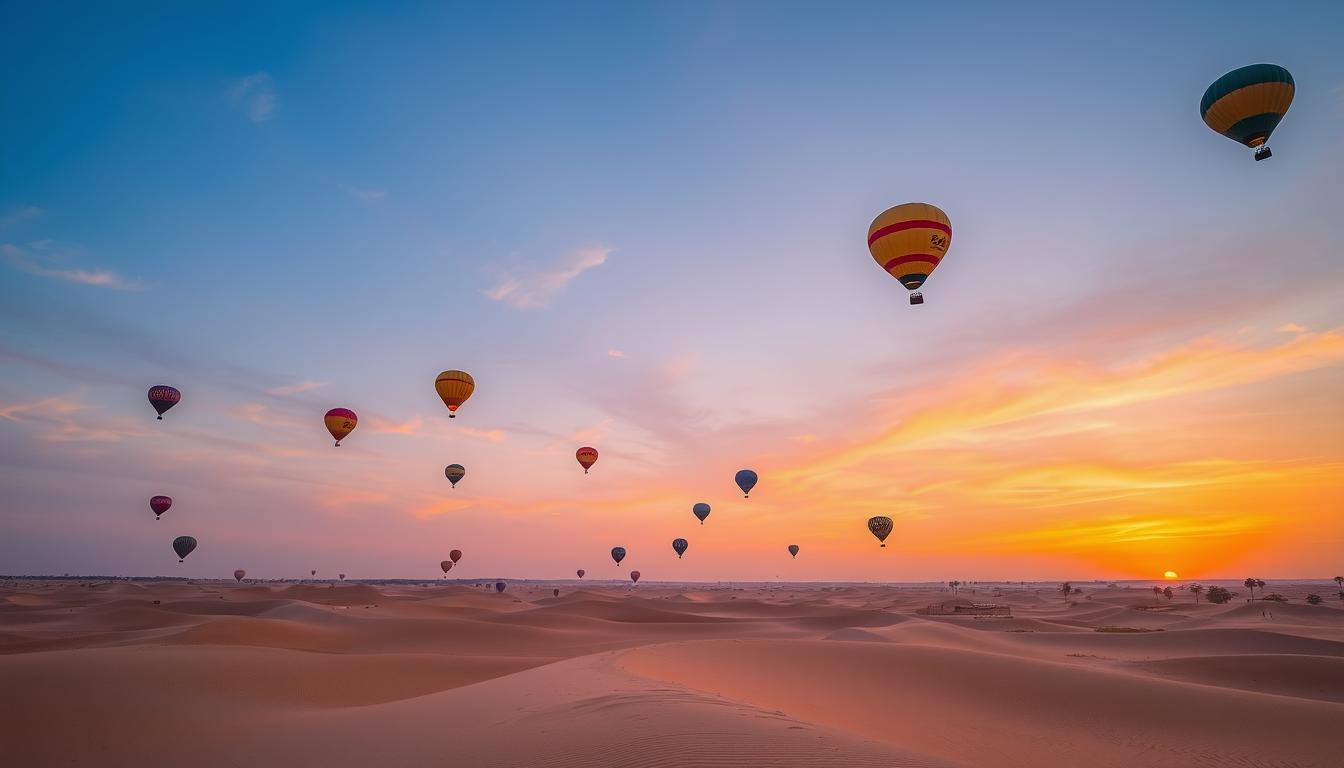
[1200,64,1294,161]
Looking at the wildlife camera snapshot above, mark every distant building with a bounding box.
[918,598,1012,617]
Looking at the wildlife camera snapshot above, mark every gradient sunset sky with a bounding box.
[3,2,1343,582]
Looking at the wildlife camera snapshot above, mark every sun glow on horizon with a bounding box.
[1164,571,1179,579]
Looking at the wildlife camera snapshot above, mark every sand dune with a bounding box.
[2,580,1341,766]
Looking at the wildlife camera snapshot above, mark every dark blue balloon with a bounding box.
[611,546,626,565]
[734,469,758,497]
[692,502,710,524]
[672,538,688,559]
[495,581,506,593]
[172,535,197,562]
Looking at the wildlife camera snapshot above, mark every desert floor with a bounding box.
[3,579,1343,767]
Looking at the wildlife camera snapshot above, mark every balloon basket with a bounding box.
[909,292,924,305]
[1254,146,1272,161]
[157,415,163,420]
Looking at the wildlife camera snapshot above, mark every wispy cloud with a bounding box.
[0,205,44,230]
[607,348,625,358]
[0,395,86,422]
[458,425,506,442]
[341,185,387,202]
[267,380,327,397]
[1277,323,1308,334]
[368,416,423,435]
[485,246,611,309]
[228,72,276,123]
[2,242,143,290]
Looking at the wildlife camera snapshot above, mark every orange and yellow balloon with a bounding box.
[576,447,599,474]
[867,203,951,305]
[435,370,475,418]
[324,408,358,447]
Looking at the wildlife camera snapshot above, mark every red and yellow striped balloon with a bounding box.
[867,203,952,302]
[576,446,599,474]
[435,370,475,418]
[324,408,357,446]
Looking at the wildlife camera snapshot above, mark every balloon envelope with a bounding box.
[440,560,452,574]
[553,588,560,597]
[630,570,641,584]
[867,516,894,547]
[172,535,197,562]
[611,546,626,565]
[788,544,800,558]
[339,573,346,580]
[449,549,463,563]
[148,385,181,419]
[150,495,172,519]
[311,570,317,577]
[444,464,466,487]
[1201,64,1294,151]
[434,370,475,417]
[576,447,599,473]
[576,569,585,578]
[867,203,952,295]
[734,469,758,497]
[233,569,245,582]
[692,502,710,523]
[324,408,358,446]
[672,538,688,558]
[495,581,506,593]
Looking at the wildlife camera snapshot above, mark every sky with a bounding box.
[2,1,1343,582]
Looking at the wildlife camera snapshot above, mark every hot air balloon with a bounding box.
[495,581,506,593]
[450,549,462,564]
[1201,64,1294,161]
[611,546,626,566]
[867,203,952,305]
[440,560,452,575]
[234,569,246,582]
[576,569,585,578]
[324,408,357,446]
[172,535,196,562]
[672,538,688,559]
[788,544,800,558]
[444,464,466,488]
[867,516,893,548]
[576,447,599,474]
[148,386,181,420]
[150,495,172,521]
[735,469,758,498]
[311,570,317,577]
[693,502,710,524]
[630,570,641,584]
[553,588,560,597]
[435,370,475,418]
[339,573,346,581]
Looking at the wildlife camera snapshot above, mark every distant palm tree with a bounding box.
[1190,584,1204,602]
[1243,577,1257,601]
[1334,576,1342,599]
[1060,582,1073,602]
[1151,586,1162,599]
[1255,579,1265,593]
[1163,586,1173,600]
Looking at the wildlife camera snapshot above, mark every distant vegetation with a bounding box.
[1305,594,1322,605]
[1204,586,1234,604]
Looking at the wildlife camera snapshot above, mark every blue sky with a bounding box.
[3,2,1343,580]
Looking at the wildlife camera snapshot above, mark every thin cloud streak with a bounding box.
[2,243,143,290]
[485,246,611,309]
[228,72,276,122]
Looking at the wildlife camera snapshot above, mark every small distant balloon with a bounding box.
[444,464,466,488]
[867,516,894,548]
[611,546,626,566]
[576,447,599,474]
[339,573,346,581]
[735,469,758,498]
[630,570,641,584]
[576,569,586,578]
[495,581,506,593]
[324,408,358,447]
[148,385,181,420]
[553,588,560,597]
[150,495,172,520]
[450,549,463,564]
[440,560,452,574]
[672,538,688,559]
[172,535,197,563]
[311,570,317,577]
[234,569,246,582]
[788,544,800,558]
[693,502,711,524]
[435,370,475,418]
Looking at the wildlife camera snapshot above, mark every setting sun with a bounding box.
[1164,571,1179,579]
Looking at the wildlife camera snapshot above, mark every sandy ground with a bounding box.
[2,580,1342,767]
